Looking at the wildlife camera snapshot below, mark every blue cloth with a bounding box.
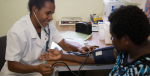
[109,50,150,76]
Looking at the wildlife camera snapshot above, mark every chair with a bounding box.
[0,35,7,71]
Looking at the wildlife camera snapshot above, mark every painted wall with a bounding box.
[0,0,104,36]
[0,0,29,37]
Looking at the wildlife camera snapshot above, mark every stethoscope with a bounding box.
[33,10,50,52]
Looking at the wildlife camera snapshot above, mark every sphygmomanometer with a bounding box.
[92,45,116,64]
[51,45,115,76]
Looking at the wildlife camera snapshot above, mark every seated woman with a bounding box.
[39,5,150,75]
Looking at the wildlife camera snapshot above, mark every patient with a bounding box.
[39,5,150,75]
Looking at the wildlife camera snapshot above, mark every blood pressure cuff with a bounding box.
[92,45,116,64]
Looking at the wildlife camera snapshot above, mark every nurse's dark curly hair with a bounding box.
[108,5,150,45]
[28,0,55,13]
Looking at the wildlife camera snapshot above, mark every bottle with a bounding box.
[98,22,105,40]
[104,22,112,44]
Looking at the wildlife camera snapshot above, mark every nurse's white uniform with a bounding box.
[0,15,63,76]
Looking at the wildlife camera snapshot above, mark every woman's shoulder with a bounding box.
[9,15,30,34]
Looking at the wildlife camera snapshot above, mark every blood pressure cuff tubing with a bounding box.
[92,45,116,64]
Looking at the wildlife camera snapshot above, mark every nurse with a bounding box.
[0,0,94,76]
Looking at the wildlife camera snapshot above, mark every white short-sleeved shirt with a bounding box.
[0,15,63,76]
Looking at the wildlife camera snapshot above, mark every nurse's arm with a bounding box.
[8,61,39,73]
[7,61,53,75]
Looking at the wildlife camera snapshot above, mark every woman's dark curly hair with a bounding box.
[28,0,55,13]
[108,5,150,45]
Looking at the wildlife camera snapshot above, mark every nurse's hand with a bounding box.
[78,45,96,53]
[39,49,62,61]
[37,64,54,76]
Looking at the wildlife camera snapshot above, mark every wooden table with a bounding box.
[48,21,114,76]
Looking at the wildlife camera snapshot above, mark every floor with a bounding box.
[58,69,112,76]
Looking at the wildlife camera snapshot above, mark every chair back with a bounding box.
[0,35,7,71]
